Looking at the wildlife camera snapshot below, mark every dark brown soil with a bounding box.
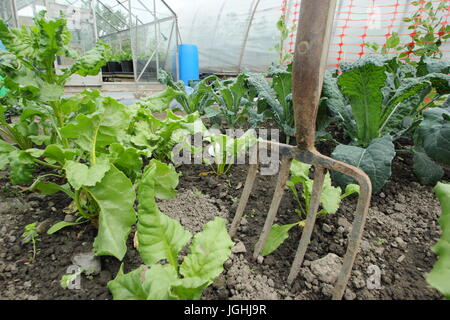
[0,150,446,300]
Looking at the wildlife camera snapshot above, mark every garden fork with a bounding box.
[229,0,372,300]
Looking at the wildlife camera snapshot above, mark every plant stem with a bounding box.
[33,158,62,170]
[31,236,36,261]
[74,189,90,219]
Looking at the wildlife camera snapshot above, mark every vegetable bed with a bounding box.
[0,146,446,300]
[1,9,450,301]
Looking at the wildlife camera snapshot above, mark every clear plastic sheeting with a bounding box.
[2,0,449,77]
[0,1,14,26]
[164,0,450,74]
[165,0,281,74]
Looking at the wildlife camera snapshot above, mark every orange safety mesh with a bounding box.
[280,0,450,68]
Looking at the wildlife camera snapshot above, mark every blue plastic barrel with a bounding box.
[178,44,199,86]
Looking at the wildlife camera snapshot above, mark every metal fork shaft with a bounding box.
[229,163,259,237]
[332,178,371,300]
[253,156,292,259]
[287,165,325,284]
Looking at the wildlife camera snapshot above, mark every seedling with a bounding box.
[375,238,387,247]
[260,160,359,257]
[21,222,40,262]
[192,187,203,197]
[60,267,84,289]
[203,130,258,175]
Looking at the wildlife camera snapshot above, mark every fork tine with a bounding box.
[253,156,292,259]
[332,175,371,300]
[229,163,259,237]
[287,165,325,284]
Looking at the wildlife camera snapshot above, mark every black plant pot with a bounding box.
[121,60,133,73]
[101,65,109,73]
[107,61,122,72]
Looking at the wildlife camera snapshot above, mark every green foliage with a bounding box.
[427,182,450,299]
[261,222,298,257]
[208,74,262,128]
[337,61,386,145]
[203,129,258,175]
[367,1,450,61]
[0,12,210,265]
[160,70,265,129]
[108,161,234,300]
[21,222,40,262]
[60,267,83,289]
[327,55,442,147]
[321,55,449,191]
[129,107,207,162]
[0,11,109,187]
[158,69,218,115]
[416,106,450,165]
[261,160,359,256]
[412,147,444,186]
[136,160,188,267]
[0,140,35,185]
[87,166,137,260]
[331,135,396,193]
[0,11,109,86]
[246,65,295,140]
[413,106,450,185]
[273,14,295,66]
[134,87,184,113]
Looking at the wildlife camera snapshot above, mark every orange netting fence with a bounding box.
[280,0,450,68]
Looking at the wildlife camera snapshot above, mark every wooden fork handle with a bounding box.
[292,0,337,150]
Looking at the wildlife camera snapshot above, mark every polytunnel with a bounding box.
[1,0,449,78]
[164,0,450,74]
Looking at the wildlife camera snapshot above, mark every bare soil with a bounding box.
[0,151,446,300]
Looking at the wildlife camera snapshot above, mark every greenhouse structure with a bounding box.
[0,0,450,303]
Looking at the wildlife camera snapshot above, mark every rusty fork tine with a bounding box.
[330,162,372,300]
[253,156,292,259]
[287,165,325,284]
[229,163,259,237]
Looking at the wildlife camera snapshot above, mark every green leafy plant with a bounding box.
[118,48,132,62]
[261,160,359,256]
[246,65,295,142]
[129,103,207,162]
[203,129,258,175]
[0,11,226,275]
[108,160,234,300]
[2,88,205,263]
[321,55,450,192]
[426,181,450,299]
[0,11,109,185]
[273,14,295,66]
[21,222,40,262]
[205,74,263,129]
[158,69,218,115]
[413,102,450,185]
[366,1,450,61]
[108,46,132,63]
